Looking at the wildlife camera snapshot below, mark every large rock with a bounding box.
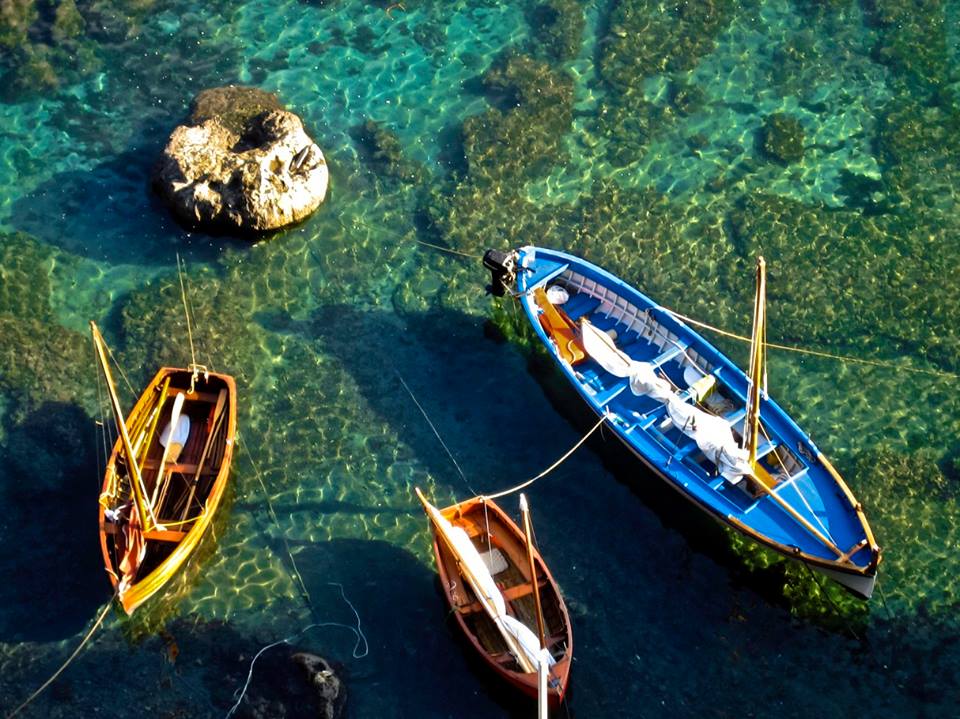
[154,86,328,234]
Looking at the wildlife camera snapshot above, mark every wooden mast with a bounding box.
[90,321,156,530]
[744,256,767,465]
[519,494,547,651]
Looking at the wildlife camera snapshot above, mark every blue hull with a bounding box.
[501,246,880,598]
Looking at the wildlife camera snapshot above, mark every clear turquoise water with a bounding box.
[2,0,960,716]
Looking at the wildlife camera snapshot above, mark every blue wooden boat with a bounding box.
[483,247,881,598]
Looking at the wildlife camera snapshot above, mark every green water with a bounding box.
[1,0,959,716]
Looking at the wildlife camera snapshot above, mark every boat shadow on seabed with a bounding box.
[0,401,105,642]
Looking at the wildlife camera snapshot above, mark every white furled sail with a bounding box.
[665,396,752,482]
[581,319,673,401]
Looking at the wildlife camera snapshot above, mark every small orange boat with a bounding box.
[416,489,573,709]
[91,322,236,615]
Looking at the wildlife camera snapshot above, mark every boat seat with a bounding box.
[673,441,702,462]
[142,527,187,543]
[651,340,688,368]
[560,294,600,321]
[456,579,547,615]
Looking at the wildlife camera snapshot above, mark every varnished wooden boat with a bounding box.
[415,489,573,708]
[483,247,881,598]
[92,323,237,614]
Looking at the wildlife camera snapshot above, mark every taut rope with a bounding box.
[483,412,609,501]
[661,307,958,380]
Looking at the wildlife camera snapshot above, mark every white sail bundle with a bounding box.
[581,318,750,482]
[581,319,674,401]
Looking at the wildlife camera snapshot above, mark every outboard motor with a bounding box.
[483,249,518,297]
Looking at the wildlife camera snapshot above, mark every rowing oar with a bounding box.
[178,388,227,522]
[149,391,186,520]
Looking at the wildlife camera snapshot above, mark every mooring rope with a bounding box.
[224,583,369,719]
[661,307,958,380]
[6,592,117,719]
[483,412,609,501]
[414,238,482,260]
[176,253,198,371]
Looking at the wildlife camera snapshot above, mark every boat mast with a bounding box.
[90,322,156,530]
[744,256,767,466]
[519,494,548,651]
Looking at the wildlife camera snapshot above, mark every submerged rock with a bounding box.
[759,112,805,164]
[293,653,345,719]
[154,85,328,234]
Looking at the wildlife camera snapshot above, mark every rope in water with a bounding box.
[395,370,477,497]
[483,412,609,501]
[6,592,117,719]
[224,583,369,719]
[661,307,958,380]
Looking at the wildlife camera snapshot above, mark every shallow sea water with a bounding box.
[1,0,959,716]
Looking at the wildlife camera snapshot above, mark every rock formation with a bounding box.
[154,85,328,234]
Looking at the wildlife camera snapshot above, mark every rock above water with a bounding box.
[154,85,328,234]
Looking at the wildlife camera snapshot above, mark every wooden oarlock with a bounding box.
[177,388,228,521]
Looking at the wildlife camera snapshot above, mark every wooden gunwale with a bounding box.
[97,366,237,615]
[426,496,572,707]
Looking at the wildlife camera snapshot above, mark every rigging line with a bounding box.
[757,422,834,543]
[484,412,609,501]
[395,370,477,496]
[93,338,110,490]
[176,253,198,369]
[100,333,138,398]
[224,583,368,719]
[238,434,315,617]
[660,307,958,380]
[6,591,117,719]
[413,238,483,259]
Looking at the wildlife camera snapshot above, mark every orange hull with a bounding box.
[423,495,573,709]
[97,367,236,614]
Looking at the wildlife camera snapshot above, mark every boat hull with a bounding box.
[423,495,572,708]
[98,367,237,614]
[493,246,880,598]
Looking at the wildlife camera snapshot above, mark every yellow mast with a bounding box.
[90,321,156,530]
[744,256,767,466]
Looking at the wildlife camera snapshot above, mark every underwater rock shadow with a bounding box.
[8,142,237,267]
[0,401,107,642]
[255,304,586,496]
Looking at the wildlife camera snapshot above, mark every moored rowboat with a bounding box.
[92,323,237,614]
[483,247,881,598]
[415,489,573,708]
